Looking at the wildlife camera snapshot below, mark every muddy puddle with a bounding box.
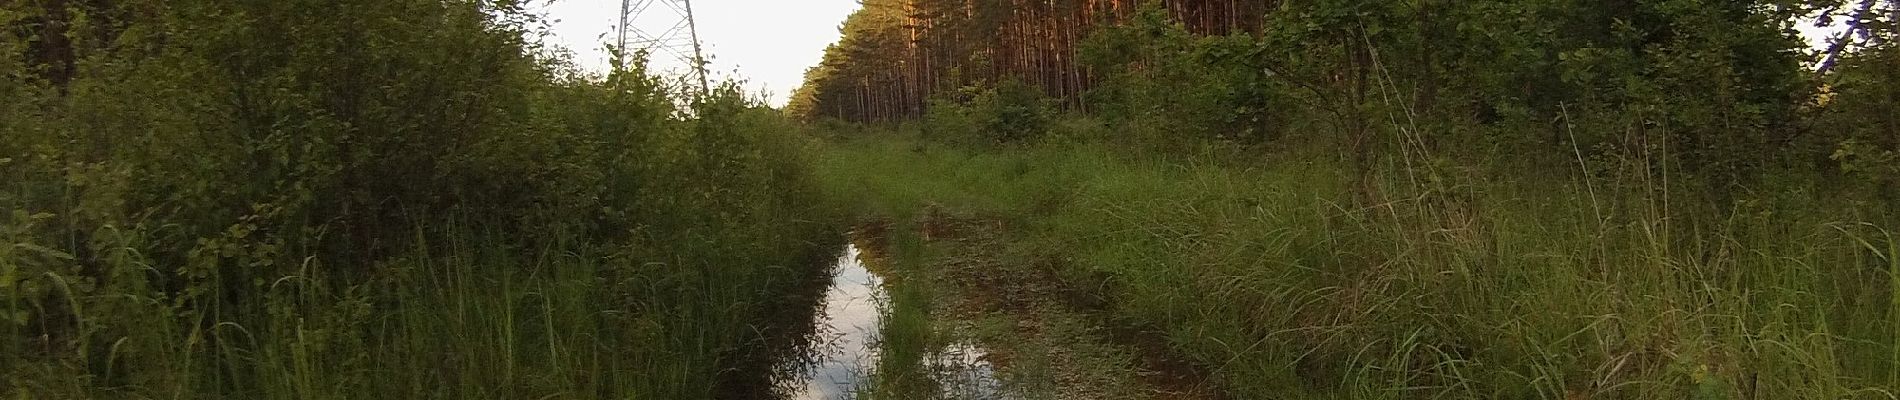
[781,243,1008,399]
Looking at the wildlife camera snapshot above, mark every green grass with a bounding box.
[815,128,1900,399]
[2,216,843,399]
[862,278,937,399]
[849,222,945,400]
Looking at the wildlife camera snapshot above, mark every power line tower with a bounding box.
[618,0,710,94]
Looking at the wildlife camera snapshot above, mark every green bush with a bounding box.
[1079,7,1294,147]
[1820,44,1900,201]
[923,79,1054,146]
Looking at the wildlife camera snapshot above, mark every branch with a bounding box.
[1815,0,1882,78]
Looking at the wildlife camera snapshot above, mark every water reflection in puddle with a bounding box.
[788,244,1008,400]
[795,245,885,399]
[933,341,1006,399]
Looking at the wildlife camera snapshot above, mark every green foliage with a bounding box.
[1,1,842,398]
[923,97,985,145]
[1210,0,1811,185]
[786,0,920,123]
[924,79,1056,145]
[1081,6,1294,146]
[812,0,1832,188]
[1819,43,1900,198]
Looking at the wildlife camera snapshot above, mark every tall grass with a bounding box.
[4,219,839,399]
[816,128,1900,399]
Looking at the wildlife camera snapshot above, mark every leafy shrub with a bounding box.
[1080,7,1293,147]
[923,96,984,145]
[1820,44,1900,200]
[978,79,1054,144]
[924,79,1054,145]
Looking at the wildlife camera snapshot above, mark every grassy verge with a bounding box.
[816,130,1900,399]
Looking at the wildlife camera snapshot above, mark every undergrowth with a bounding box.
[1,1,844,398]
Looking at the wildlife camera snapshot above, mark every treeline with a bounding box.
[3,0,838,398]
[788,0,1270,122]
[793,0,1898,191]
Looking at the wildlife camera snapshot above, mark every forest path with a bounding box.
[854,209,1224,400]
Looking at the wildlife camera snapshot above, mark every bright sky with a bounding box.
[530,0,862,107]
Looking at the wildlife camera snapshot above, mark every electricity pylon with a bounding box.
[618,0,710,95]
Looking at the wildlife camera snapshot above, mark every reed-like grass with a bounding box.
[2,212,843,399]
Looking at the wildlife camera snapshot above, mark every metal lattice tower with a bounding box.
[619,0,710,94]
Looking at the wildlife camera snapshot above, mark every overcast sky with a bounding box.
[529,0,861,107]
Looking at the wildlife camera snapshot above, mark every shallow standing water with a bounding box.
[793,245,886,399]
[784,243,1008,400]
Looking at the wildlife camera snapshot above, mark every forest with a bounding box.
[4,0,1900,399]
